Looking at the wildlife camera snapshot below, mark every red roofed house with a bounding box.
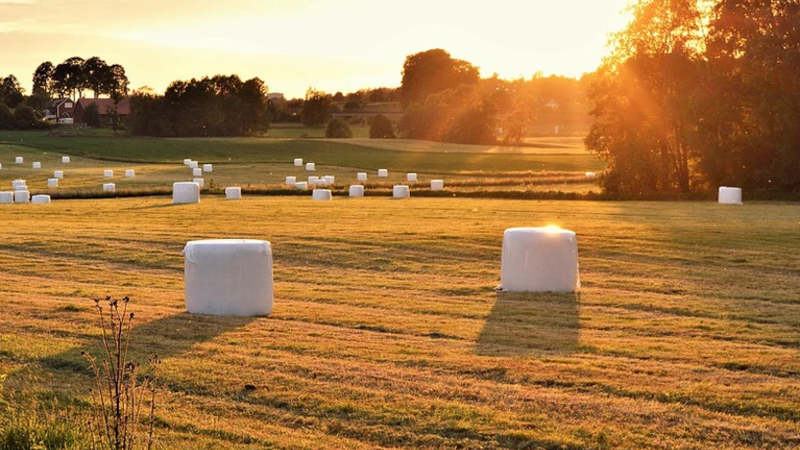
[73,98,132,125]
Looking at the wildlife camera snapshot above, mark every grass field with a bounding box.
[1,196,799,449]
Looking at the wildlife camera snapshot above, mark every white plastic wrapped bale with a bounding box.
[0,192,12,204]
[308,176,320,185]
[183,239,273,316]
[193,178,205,188]
[294,158,303,166]
[54,170,64,179]
[585,172,597,179]
[48,178,59,188]
[32,162,41,169]
[104,170,113,178]
[285,176,296,186]
[14,190,29,203]
[61,156,70,163]
[193,168,202,177]
[0,163,2,170]
[31,195,51,204]
[125,169,135,178]
[378,169,388,177]
[323,175,335,185]
[500,227,580,293]
[183,159,192,165]
[189,161,198,169]
[12,180,26,189]
[312,189,332,201]
[393,185,410,199]
[306,162,315,171]
[431,180,444,190]
[173,182,200,204]
[294,181,308,190]
[15,157,23,164]
[203,164,212,173]
[357,172,367,181]
[103,183,116,192]
[718,186,743,205]
[349,185,364,198]
[407,173,417,182]
[225,187,242,199]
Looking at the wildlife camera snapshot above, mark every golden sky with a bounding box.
[0,0,631,98]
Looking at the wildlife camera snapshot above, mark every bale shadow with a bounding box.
[475,292,580,357]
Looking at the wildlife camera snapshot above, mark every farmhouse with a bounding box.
[43,98,76,123]
[73,97,132,124]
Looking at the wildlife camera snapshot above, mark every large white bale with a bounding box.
[225,187,242,200]
[306,162,315,171]
[125,169,135,178]
[103,183,116,192]
[308,176,320,185]
[312,189,332,201]
[285,176,296,186]
[0,192,13,204]
[294,158,303,167]
[407,173,417,182]
[189,161,198,169]
[173,182,200,204]
[431,179,444,190]
[48,178,59,188]
[500,227,580,293]
[322,175,335,185]
[349,185,364,198]
[378,169,388,177]
[31,194,51,204]
[357,172,367,181]
[14,190,29,203]
[183,159,192,165]
[393,185,410,199]
[192,168,202,177]
[294,181,308,190]
[104,170,114,178]
[32,162,41,169]
[183,239,273,316]
[203,164,212,173]
[54,170,64,179]
[193,177,205,188]
[15,157,23,164]
[61,156,70,164]
[718,186,743,205]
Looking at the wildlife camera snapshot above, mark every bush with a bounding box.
[14,105,37,130]
[3,91,24,109]
[325,117,352,138]
[0,104,13,129]
[369,114,395,139]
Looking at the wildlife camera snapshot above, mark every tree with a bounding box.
[14,104,37,129]
[400,49,480,106]
[83,57,109,98]
[32,61,55,96]
[84,102,101,127]
[369,114,395,138]
[301,88,332,127]
[1,75,24,108]
[0,103,13,129]
[52,57,86,100]
[325,117,352,138]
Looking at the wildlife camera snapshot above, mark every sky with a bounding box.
[0,0,632,99]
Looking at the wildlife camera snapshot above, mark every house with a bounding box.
[73,98,131,125]
[43,98,76,123]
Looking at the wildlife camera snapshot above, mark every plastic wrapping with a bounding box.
[15,157,23,164]
[104,170,113,178]
[357,172,367,181]
[183,159,192,165]
[203,164,212,173]
[306,163,315,171]
[312,189,332,201]
[173,182,200,204]
[294,158,303,166]
[225,187,242,199]
[308,176,320,185]
[349,185,364,197]
[407,173,417,182]
[12,180,26,189]
[14,190,29,203]
[393,185,410,199]
[378,169,388,177]
[323,175,335,185]
[125,169,135,178]
[32,162,41,169]
[193,168,202,177]
[718,187,743,205]
[430,180,444,190]
[48,178,58,188]
[183,239,273,316]
[294,181,308,190]
[103,183,116,192]
[193,178,204,188]
[54,170,64,179]
[189,161,198,169]
[0,192,13,204]
[500,227,580,293]
[31,195,51,204]
[585,172,597,179]
[285,176,296,186]
[61,156,70,163]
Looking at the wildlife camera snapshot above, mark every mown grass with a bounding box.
[0,196,799,449]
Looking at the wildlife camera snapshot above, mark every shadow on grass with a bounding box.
[475,292,580,357]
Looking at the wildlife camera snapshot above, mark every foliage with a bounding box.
[300,88,332,127]
[368,114,395,139]
[324,117,352,138]
[0,104,13,130]
[32,61,55,97]
[400,84,496,144]
[83,103,101,128]
[48,56,129,101]
[14,105,38,130]
[400,49,479,106]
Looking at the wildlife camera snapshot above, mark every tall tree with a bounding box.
[400,49,480,106]
[83,57,109,98]
[301,88,332,127]
[32,62,55,97]
[52,57,86,100]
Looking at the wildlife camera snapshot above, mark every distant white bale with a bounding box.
[500,227,580,293]
[125,169,135,178]
[0,192,13,204]
[308,176,320,185]
[15,157,23,164]
[285,176,296,186]
[393,185,410,199]
[203,164,212,173]
[294,158,303,166]
[61,156,70,163]
[312,189,332,201]
[193,168,202,177]
[0,163,2,170]
[48,178,59,188]
[306,162,315,171]
[193,178,204,188]
[294,181,308,190]
[349,185,364,198]
[173,182,200,204]
[189,161,198,169]
[13,185,26,191]
[407,173,417,182]
[12,179,26,189]
[718,186,743,205]
[225,187,242,200]
[431,180,444,191]
[104,170,113,178]
[31,194,51,204]
[585,172,597,179]
[103,183,116,192]
[183,159,192,165]
[32,162,41,169]
[54,170,64,179]
[357,172,367,181]
[14,190,29,203]
[323,175,335,185]
[378,169,388,177]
